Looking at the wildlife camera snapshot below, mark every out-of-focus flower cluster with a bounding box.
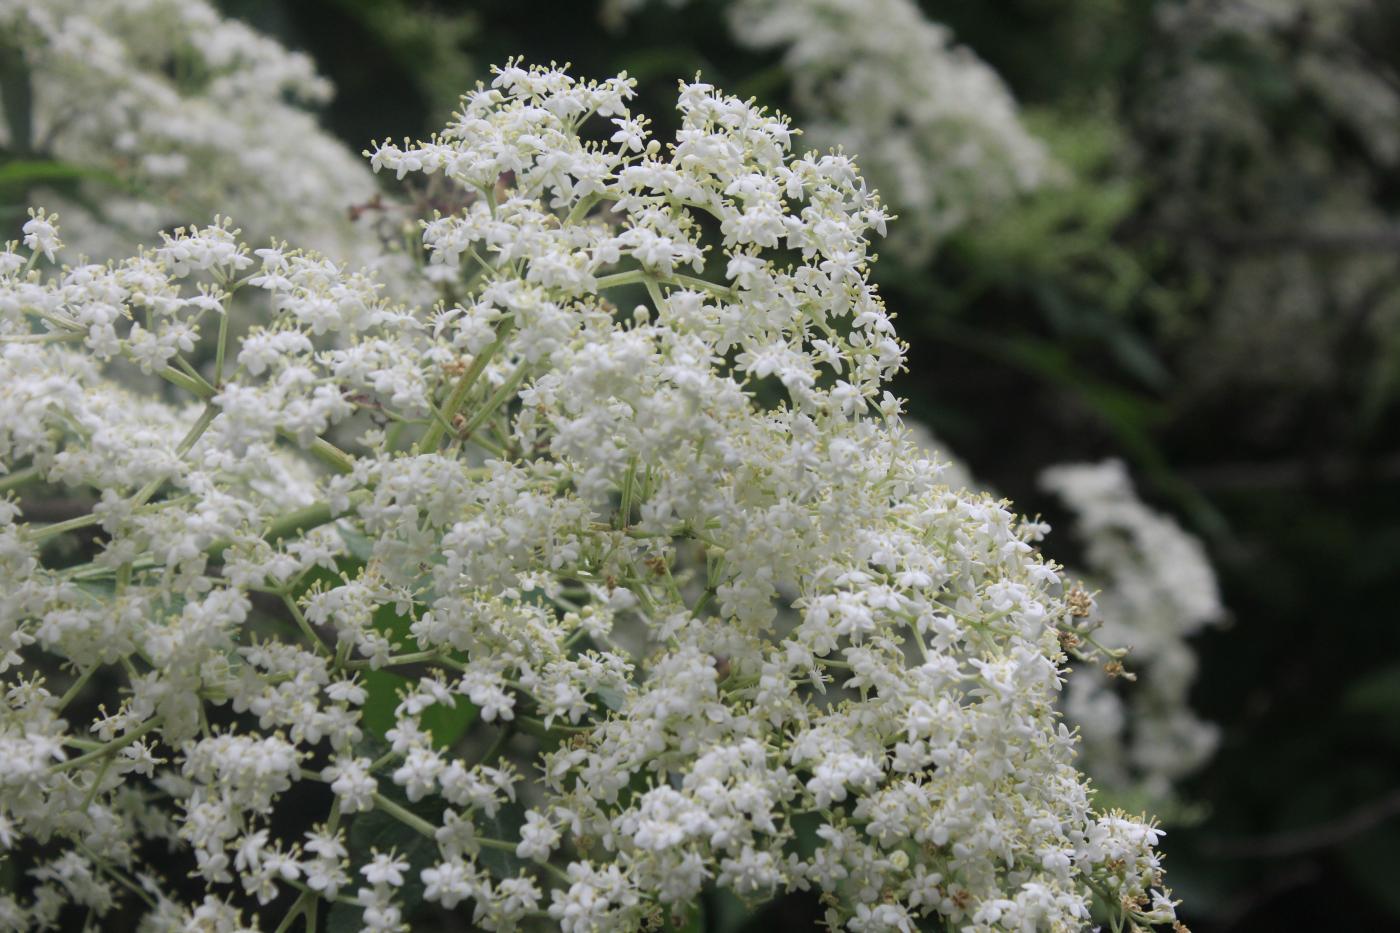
[1,62,1178,932]
[0,0,380,262]
[1041,461,1224,805]
[1142,0,1400,394]
[607,0,1054,258]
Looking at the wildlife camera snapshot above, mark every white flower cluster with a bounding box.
[607,0,1054,258]
[0,0,379,262]
[1160,0,1400,167]
[0,63,1178,932]
[1042,461,1224,804]
[1138,0,1400,391]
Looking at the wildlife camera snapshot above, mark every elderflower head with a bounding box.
[0,61,1179,931]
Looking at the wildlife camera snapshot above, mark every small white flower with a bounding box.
[361,851,410,888]
[22,209,61,262]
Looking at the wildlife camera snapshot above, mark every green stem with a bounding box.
[419,316,516,452]
[204,492,368,561]
[373,792,437,838]
[284,877,358,907]
[617,456,638,529]
[908,619,930,663]
[0,465,40,493]
[669,272,734,299]
[264,500,336,544]
[595,269,647,291]
[214,307,230,386]
[0,330,84,344]
[477,837,571,884]
[463,432,505,459]
[127,403,218,510]
[282,592,332,658]
[155,364,214,400]
[373,793,570,885]
[272,890,312,933]
[149,352,353,474]
[174,354,208,389]
[643,277,666,315]
[566,192,601,225]
[75,842,157,909]
[455,360,529,443]
[476,723,515,768]
[50,716,161,773]
[78,753,113,813]
[303,436,356,475]
[30,511,100,542]
[516,714,590,738]
[57,666,96,710]
[598,268,732,303]
[343,649,443,671]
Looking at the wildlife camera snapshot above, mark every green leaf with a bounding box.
[780,810,825,863]
[324,902,358,933]
[358,668,411,740]
[357,597,478,749]
[327,793,444,931]
[477,800,528,880]
[595,684,628,712]
[358,667,477,750]
[336,524,376,563]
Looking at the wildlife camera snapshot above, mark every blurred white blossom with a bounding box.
[1042,460,1224,803]
[0,0,381,262]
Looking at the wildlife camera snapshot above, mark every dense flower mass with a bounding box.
[1,63,1178,931]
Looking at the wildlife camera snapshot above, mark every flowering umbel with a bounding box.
[0,63,1178,931]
